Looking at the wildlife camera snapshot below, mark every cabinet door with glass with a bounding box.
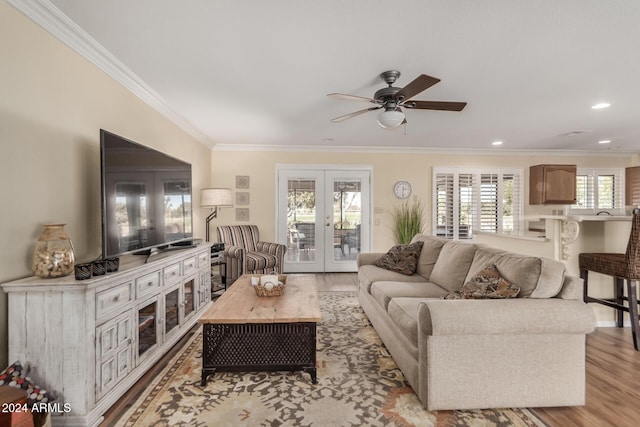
[182,275,197,322]
[137,296,160,364]
[164,285,180,341]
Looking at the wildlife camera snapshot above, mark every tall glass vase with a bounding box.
[32,224,75,278]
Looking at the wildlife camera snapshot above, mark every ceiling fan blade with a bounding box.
[327,93,378,103]
[405,100,467,111]
[330,106,382,123]
[394,74,440,101]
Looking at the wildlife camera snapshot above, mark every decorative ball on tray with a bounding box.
[252,274,287,296]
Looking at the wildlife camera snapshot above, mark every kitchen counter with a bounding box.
[539,214,632,222]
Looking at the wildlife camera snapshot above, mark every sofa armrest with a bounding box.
[224,245,244,259]
[356,252,385,267]
[417,299,596,337]
[256,241,287,256]
[256,241,287,274]
[556,275,583,300]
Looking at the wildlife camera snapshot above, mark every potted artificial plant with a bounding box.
[392,199,425,244]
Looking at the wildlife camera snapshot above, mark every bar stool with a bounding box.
[579,208,640,350]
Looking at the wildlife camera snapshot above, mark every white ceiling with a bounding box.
[32,1,640,153]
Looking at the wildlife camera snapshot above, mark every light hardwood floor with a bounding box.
[103,273,640,427]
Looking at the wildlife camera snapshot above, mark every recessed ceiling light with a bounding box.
[598,139,611,144]
[591,102,611,110]
[492,141,503,146]
[563,130,592,137]
[322,138,334,142]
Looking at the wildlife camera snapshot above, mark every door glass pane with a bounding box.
[138,301,156,357]
[333,180,361,261]
[165,288,179,334]
[184,279,195,317]
[287,179,316,262]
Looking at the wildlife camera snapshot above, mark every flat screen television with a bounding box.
[100,129,193,258]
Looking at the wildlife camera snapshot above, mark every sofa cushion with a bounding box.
[492,255,541,298]
[465,246,507,279]
[410,234,448,280]
[371,281,448,310]
[529,257,566,298]
[358,264,429,293]
[387,297,424,348]
[465,247,566,298]
[429,241,477,292]
[445,264,520,299]
[374,241,424,275]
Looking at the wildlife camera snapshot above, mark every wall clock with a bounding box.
[393,180,412,199]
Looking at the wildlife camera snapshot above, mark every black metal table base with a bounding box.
[201,322,317,385]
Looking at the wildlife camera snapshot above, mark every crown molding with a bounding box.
[212,143,637,157]
[7,0,213,147]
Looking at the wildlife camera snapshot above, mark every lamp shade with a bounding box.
[201,188,233,207]
[376,110,405,129]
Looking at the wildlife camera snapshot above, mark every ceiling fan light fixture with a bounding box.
[376,110,405,129]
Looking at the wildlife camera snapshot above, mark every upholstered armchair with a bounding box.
[216,225,287,285]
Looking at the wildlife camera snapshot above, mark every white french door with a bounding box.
[277,166,371,272]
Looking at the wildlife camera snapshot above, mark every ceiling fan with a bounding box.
[328,70,467,129]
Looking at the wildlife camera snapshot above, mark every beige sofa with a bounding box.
[357,233,596,410]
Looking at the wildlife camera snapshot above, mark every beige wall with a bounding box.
[211,149,636,326]
[0,3,212,367]
[211,150,632,250]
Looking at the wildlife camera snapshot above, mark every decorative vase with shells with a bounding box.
[32,224,75,278]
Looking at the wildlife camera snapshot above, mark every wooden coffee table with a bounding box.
[198,274,322,385]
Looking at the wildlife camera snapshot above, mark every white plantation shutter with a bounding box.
[480,174,498,232]
[574,175,595,210]
[503,173,522,233]
[435,173,454,238]
[433,168,523,239]
[458,173,475,238]
[571,168,625,215]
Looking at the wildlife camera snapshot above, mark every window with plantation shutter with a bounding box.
[433,168,523,239]
[435,173,454,238]
[570,168,625,215]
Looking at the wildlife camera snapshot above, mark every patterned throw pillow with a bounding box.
[444,263,520,299]
[374,241,424,275]
[0,361,51,406]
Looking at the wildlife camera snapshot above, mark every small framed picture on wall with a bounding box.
[236,192,250,205]
[236,175,250,189]
[236,208,250,221]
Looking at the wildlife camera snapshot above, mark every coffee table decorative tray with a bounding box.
[253,274,287,297]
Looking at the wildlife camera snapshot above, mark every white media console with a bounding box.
[1,243,212,427]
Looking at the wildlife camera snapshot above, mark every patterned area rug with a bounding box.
[115,292,547,427]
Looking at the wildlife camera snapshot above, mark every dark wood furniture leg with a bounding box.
[627,280,640,350]
[582,268,640,351]
[615,277,624,327]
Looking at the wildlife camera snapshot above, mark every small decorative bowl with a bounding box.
[92,260,107,276]
[106,257,120,273]
[74,263,92,280]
